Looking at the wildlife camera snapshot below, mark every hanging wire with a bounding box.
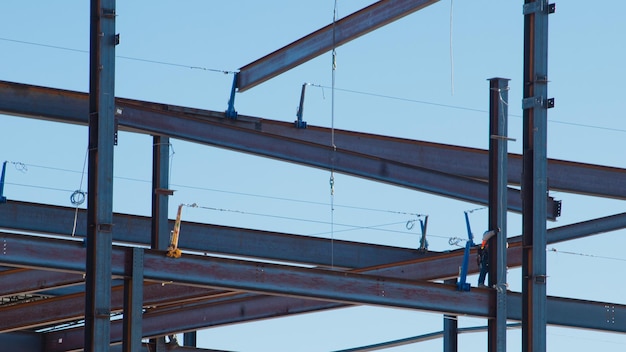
[0,36,236,74]
[465,206,487,214]
[328,0,339,269]
[10,161,28,173]
[548,247,626,262]
[71,149,89,236]
[449,0,455,95]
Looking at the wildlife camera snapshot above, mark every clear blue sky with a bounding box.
[1,1,626,351]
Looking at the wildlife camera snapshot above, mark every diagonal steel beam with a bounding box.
[236,0,440,91]
[0,80,624,201]
[0,83,569,218]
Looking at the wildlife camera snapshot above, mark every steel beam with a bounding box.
[0,200,429,269]
[1,201,626,293]
[85,0,116,351]
[0,80,623,201]
[0,282,227,333]
[122,248,143,352]
[0,210,623,340]
[0,268,83,297]
[443,279,458,352]
[488,78,509,351]
[0,232,491,316]
[0,331,42,352]
[236,0,440,91]
[19,91,625,220]
[117,105,541,216]
[41,290,626,352]
[151,136,171,250]
[522,1,552,351]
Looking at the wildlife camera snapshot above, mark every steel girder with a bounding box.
[1,212,626,328]
[23,86,626,219]
[0,283,231,333]
[37,291,626,352]
[0,209,626,340]
[0,268,83,296]
[85,0,116,350]
[0,232,492,316]
[236,0,440,91]
[0,200,426,269]
[2,201,626,277]
[0,81,623,202]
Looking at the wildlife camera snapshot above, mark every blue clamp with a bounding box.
[457,211,475,291]
[294,83,308,129]
[225,72,239,119]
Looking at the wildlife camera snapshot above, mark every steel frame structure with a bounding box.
[0,1,623,351]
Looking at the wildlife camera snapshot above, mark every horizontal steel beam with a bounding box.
[3,201,623,284]
[0,283,229,333]
[0,267,83,297]
[237,0,440,91]
[0,81,572,217]
[0,331,42,352]
[41,289,626,352]
[0,200,426,269]
[0,232,491,316]
[2,211,624,341]
[365,211,626,281]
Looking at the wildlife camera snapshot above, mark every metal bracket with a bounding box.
[294,83,308,129]
[418,216,429,253]
[523,1,556,15]
[522,96,555,109]
[114,118,119,146]
[225,72,239,119]
[97,223,113,233]
[101,8,116,18]
[534,275,547,284]
[553,199,562,218]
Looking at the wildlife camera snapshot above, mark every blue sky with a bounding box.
[1,1,626,351]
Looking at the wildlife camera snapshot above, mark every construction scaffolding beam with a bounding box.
[237,0,440,91]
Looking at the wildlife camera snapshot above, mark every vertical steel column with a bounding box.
[443,278,458,352]
[152,136,171,250]
[85,0,116,351]
[488,78,510,352]
[122,248,144,352]
[151,135,171,350]
[522,1,553,351]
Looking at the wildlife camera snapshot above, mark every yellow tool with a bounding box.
[166,204,184,258]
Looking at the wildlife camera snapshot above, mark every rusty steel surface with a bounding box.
[0,80,624,201]
[236,0,440,91]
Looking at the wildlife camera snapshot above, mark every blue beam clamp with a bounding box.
[457,211,475,291]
